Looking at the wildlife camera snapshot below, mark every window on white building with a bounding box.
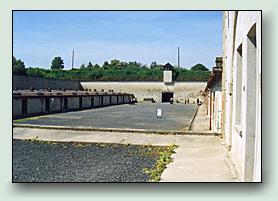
[247,24,256,48]
[235,44,242,129]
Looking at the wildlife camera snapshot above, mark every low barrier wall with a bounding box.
[13,90,133,119]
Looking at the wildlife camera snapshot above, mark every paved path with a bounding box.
[191,104,210,131]
[13,127,238,182]
[14,103,197,131]
[160,137,238,182]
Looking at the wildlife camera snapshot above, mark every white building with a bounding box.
[222,11,261,182]
[205,57,223,133]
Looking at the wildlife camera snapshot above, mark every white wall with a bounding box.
[253,16,262,181]
[81,81,206,103]
[223,11,236,149]
[214,91,222,133]
[223,11,261,182]
[208,79,222,133]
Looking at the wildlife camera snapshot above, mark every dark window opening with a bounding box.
[100,97,103,106]
[162,92,174,102]
[91,97,94,108]
[248,24,257,47]
[22,99,27,115]
[79,97,82,109]
[60,98,63,112]
[64,97,68,110]
[45,98,50,112]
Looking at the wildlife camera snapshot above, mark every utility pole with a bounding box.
[177,46,180,68]
[71,50,74,69]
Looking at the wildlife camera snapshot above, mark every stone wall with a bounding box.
[13,75,82,90]
[81,81,207,103]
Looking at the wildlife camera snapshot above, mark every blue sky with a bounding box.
[13,11,222,70]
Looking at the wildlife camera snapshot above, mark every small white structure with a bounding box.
[163,71,172,83]
[222,11,261,182]
[163,63,173,83]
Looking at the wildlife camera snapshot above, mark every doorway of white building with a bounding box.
[162,92,174,102]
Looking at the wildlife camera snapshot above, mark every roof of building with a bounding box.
[12,89,132,98]
[205,67,222,92]
[163,63,174,70]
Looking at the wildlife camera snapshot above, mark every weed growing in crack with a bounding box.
[143,144,178,182]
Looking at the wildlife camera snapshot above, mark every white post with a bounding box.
[157,109,162,119]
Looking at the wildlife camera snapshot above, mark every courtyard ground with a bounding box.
[14,103,197,131]
[12,103,238,182]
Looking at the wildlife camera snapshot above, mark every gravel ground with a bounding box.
[13,139,166,182]
[15,103,197,131]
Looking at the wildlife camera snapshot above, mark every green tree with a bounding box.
[87,62,93,68]
[13,56,26,75]
[172,68,179,80]
[110,59,124,69]
[51,56,64,69]
[94,64,100,68]
[103,61,109,69]
[80,64,86,69]
[127,61,141,68]
[190,63,209,71]
[150,61,157,69]
[22,59,210,81]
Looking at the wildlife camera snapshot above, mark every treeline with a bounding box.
[13,57,210,81]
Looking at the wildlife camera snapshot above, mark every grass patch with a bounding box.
[25,136,59,146]
[72,143,92,148]
[143,144,178,182]
[127,144,166,158]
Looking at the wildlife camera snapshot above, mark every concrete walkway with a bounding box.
[13,127,238,182]
[160,137,238,182]
[190,104,210,131]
